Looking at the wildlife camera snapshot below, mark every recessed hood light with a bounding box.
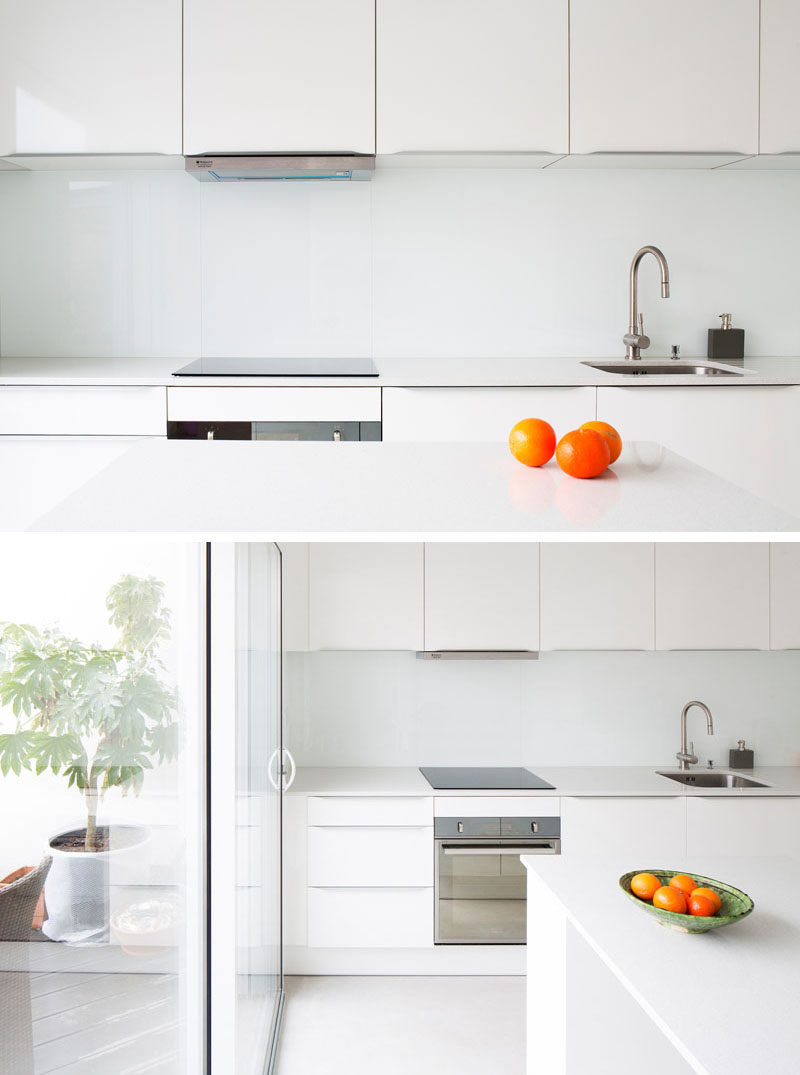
[184,154,375,182]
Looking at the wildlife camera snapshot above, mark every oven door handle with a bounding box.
[441,843,557,855]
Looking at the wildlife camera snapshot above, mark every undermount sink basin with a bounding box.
[657,770,769,789]
[583,361,750,377]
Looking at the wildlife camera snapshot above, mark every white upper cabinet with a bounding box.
[279,543,310,652]
[423,543,539,651]
[760,0,800,153]
[770,543,800,649]
[0,0,181,156]
[309,544,424,650]
[184,0,375,155]
[376,0,568,154]
[655,543,769,650]
[569,0,759,154]
[540,543,654,651]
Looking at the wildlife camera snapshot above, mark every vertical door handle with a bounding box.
[281,747,296,790]
[268,747,296,790]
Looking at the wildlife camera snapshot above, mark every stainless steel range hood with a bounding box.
[184,154,375,182]
[416,651,539,661]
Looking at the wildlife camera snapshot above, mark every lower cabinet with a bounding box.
[307,888,433,948]
[686,797,800,859]
[561,797,686,860]
[0,385,167,436]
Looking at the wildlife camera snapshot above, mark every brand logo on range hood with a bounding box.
[184,155,375,182]
[416,651,539,661]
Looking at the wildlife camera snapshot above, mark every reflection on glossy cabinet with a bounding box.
[540,543,654,650]
[686,797,800,859]
[309,543,424,650]
[184,0,375,154]
[424,543,539,651]
[770,543,800,649]
[561,797,686,859]
[760,0,800,154]
[377,0,568,154]
[0,0,181,155]
[278,543,309,652]
[569,0,759,154]
[655,544,769,651]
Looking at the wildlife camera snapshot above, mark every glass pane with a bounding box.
[0,537,205,1074]
[234,544,282,1073]
[438,848,527,944]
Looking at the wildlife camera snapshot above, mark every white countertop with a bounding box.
[287,766,800,798]
[1,355,800,387]
[522,854,800,1074]
[15,439,799,533]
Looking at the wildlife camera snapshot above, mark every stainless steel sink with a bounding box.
[657,771,769,788]
[583,361,749,377]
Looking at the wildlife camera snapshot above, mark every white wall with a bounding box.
[1,166,800,359]
[284,649,800,769]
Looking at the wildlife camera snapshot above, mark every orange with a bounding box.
[508,418,556,468]
[652,886,688,914]
[555,428,611,479]
[669,874,697,901]
[691,887,722,914]
[688,893,716,917]
[580,420,622,464]
[630,873,662,901]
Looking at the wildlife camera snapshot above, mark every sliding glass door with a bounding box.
[210,543,284,1074]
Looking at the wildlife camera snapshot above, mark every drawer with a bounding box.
[0,386,166,436]
[308,796,432,827]
[308,826,433,887]
[308,887,433,948]
[167,387,381,422]
[435,796,560,818]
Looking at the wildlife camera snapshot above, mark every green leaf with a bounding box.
[148,721,179,764]
[0,731,36,776]
[30,732,83,776]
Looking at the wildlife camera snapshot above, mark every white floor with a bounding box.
[275,975,526,1075]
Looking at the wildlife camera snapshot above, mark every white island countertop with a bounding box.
[523,854,800,1074]
[2,355,800,387]
[287,766,800,798]
[14,438,799,533]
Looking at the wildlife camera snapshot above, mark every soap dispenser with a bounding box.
[729,739,754,769]
[707,313,745,362]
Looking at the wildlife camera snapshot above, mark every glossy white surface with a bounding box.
[523,855,800,1075]
[20,439,800,532]
[184,0,374,154]
[0,1,181,155]
[770,543,800,649]
[760,0,800,154]
[377,0,567,153]
[561,796,687,859]
[569,0,759,153]
[0,385,165,435]
[686,796,800,858]
[306,889,433,949]
[167,386,381,422]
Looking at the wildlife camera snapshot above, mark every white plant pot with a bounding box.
[42,824,151,945]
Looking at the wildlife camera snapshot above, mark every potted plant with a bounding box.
[0,575,178,944]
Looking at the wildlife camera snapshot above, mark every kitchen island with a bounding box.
[10,437,798,533]
[523,855,799,1075]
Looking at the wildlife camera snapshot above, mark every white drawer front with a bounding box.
[167,387,381,422]
[435,796,560,818]
[308,826,433,887]
[0,386,166,436]
[308,796,433,828]
[308,887,433,948]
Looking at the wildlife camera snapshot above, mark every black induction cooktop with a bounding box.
[173,357,379,377]
[419,767,556,790]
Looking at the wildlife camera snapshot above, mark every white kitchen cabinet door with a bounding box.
[655,543,769,651]
[686,797,800,859]
[760,0,800,153]
[770,543,800,650]
[569,0,759,154]
[561,797,686,860]
[596,386,800,520]
[308,888,433,948]
[376,0,567,154]
[382,387,596,443]
[184,0,375,154]
[308,796,433,827]
[308,826,433,887]
[424,543,539,651]
[540,543,654,651]
[0,1,181,155]
[278,543,309,652]
[309,544,424,650]
[0,386,166,436]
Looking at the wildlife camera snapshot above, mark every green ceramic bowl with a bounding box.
[619,869,754,933]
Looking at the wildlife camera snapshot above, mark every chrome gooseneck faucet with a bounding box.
[676,700,714,771]
[623,245,670,359]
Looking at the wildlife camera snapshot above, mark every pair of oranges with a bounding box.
[630,872,722,918]
[509,418,621,479]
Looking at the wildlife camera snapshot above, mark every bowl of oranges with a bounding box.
[620,870,754,934]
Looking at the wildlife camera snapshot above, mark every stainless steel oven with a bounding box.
[434,816,561,945]
[167,420,381,441]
